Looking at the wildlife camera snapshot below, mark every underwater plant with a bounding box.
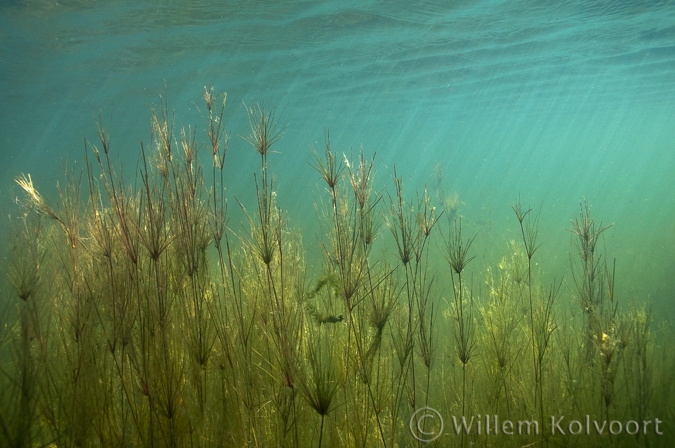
[0,87,670,448]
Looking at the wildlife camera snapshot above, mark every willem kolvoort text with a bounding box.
[449,415,664,436]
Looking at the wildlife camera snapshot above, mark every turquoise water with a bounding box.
[1,0,674,319]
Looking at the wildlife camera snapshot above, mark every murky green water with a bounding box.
[1,1,674,446]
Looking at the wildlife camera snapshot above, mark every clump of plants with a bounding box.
[0,86,671,448]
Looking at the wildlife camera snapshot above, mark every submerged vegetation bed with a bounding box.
[0,86,672,447]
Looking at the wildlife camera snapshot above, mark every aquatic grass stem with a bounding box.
[443,217,476,447]
[511,197,540,408]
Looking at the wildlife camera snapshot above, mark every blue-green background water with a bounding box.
[1,0,674,321]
